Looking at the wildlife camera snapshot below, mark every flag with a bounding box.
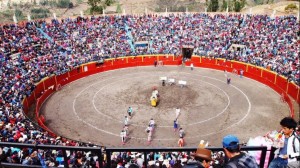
[271,9,276,18]
[165,7,168,16]
[226,4,228,13]
[27,15,31,21]
[13,14,17,24]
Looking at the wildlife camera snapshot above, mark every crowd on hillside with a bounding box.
[0,13,299,167]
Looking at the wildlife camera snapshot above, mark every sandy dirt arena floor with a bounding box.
[40,65,294,147]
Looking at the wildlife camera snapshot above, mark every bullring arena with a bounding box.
[40,61,293,147]
[1,5,300,167]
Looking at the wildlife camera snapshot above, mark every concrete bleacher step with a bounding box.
[125,24,135,52]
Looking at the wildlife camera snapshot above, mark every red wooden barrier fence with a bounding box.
[23,55,299,139]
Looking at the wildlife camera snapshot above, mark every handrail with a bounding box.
[0,142,271,168]
[0,142,103,168]
[105,146,269,168]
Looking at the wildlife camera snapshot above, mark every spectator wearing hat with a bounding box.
[222,135,258,168]
[184,148,213,168]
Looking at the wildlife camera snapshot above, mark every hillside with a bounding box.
[241,0,300,15]
[0,0,299,23]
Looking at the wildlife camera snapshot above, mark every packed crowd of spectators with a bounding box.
[0,13,299,167]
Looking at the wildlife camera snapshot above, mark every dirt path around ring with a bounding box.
[40,66,292,147]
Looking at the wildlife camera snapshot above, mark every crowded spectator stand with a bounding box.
[0,12,299,167]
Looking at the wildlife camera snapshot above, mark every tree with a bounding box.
[233,0,246,12]
[15,9,25,21]
[57,0,73,8]
[105,0,114,6]
[88,0,101,9]
[222,0,227,11]
[285,3,298,12]
[155,0,180,12]
[116,3,122,13]
[254,0,263,5]
[88,0,103,14]
[208,0,219,12]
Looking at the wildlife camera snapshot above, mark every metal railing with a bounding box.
[0,142,103,168]
[0,142,276,168]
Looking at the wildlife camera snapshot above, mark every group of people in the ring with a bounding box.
[120,107,133,145]
[174,107,185,147]
[121,107,157,145]
[121,108,299,168]
[121,107,187,146]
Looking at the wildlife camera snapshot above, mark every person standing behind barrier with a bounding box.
[269,117,299,168]
[240,69,244,78]
[222,135,258,168]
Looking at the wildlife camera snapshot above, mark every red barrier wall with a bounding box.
[287,83,299,103]
[262,71,276,84]
[35,87,56,137]
[202,57,216,65]
[43,76,56,90]
[26,92,35,109]
[81,62,97,74]
[232,61,247,74]
[248,66,262,77]
[191,56,200,63]
[276,75,288,92]
[34,81,45,100]
[23,55,299,139]
[140,56,156,66]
